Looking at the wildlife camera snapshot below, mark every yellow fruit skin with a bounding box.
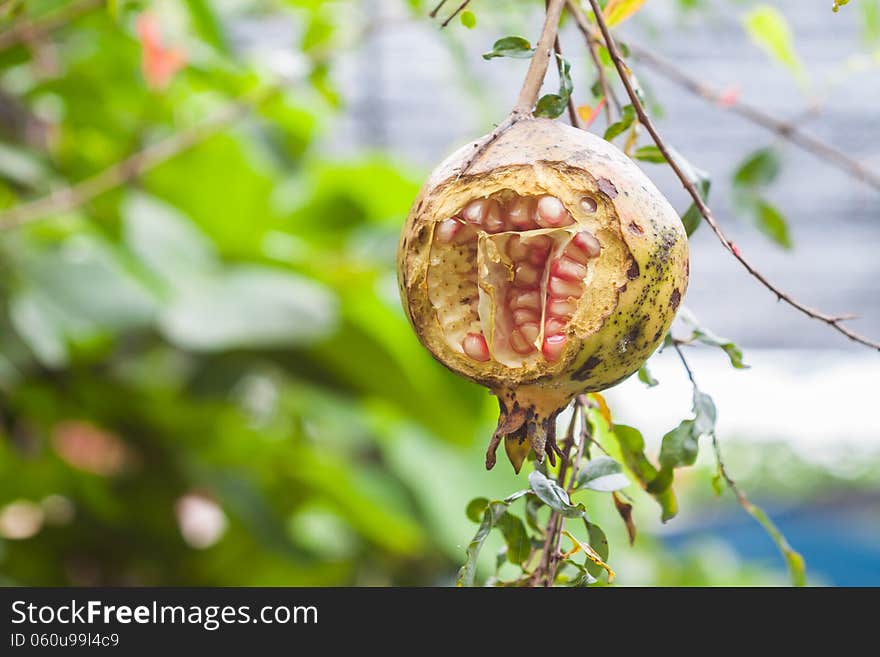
[398,118,688,469]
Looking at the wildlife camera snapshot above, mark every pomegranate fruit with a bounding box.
[398,118,688,472]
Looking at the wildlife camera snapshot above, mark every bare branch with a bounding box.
[439,1,471,28]
[0,0,102,53]
[627,44,880,192]
[515,0,566,114]
[0,86,281,230]
[455,0,566,177]
[566,0,618,123]
[672,342,805,586]
[429,0,449,18]
[551,12,581,129]
[584,0,880,352]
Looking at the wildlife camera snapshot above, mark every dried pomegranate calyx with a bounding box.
[399,118,689,472]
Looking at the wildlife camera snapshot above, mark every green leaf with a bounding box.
[575,457,630,492]
[733,148,781,188]
[466,497,489,523]
[534,55,573,119]
[457,501,508,587]
[534,94,568,119]
[862,0,880,45]
[525,496,543,535]
[743,6,807,85]
[611,424,678,521]
[633,145,667,163]
[460,10,476,29]
[184,0,230,53]
[123,192,219,289]
[744,501,806,586]
[0,143,50,188]
[638,363,658,387]
[754,199,792,249]
[482,36,533,60]
[456,490,532,585]
[658,419,700,472]
[692,389,717,436]
[679,310,749,369]
[159,267,338,351]
[497,513,530,565]
[583,519,610,578]
[672,150,710,236]
[528,470,586,518]
[604,105,636,140]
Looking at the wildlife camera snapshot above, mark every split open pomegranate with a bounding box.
[398,118,689,472]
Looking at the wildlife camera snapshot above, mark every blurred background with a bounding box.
[0,0,878,587]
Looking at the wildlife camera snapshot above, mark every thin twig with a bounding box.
[515,0,566,115]
[455,0,566,177]
[627,45,880,193]
[672,343,805,585]
[570,0,879,190]
[566,398,588,491]
[0,0,102,52]
[552,18,581,129]
[429,0,449,18]
[671,341,697,387]
[0,86,281,230]
[440,0,471,28]
[566,0,618,123]
[585,0,880,352]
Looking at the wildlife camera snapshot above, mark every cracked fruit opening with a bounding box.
[428,190,603,369]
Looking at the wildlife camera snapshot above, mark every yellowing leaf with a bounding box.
[562,530,616,582]
[743,6,808,86]
[604,0,647,27]
[589,392,612,425]
[577,98,606,128]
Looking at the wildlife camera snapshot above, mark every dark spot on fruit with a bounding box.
[652,328,663,343]
[669,288,681,311]
[628,222,644,235]
[597,177,618,199]
[571,355,602,381]
[627,259,640,280]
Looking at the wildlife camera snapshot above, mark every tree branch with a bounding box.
[454,0,566,177]
[515,0,566,114]
[585,0,880,352]
[429,0,449,19]
[672,340,805,586]
[551,17,581,129]
[566,0,618,123]
[0,0,102,53]
[627,44,880,192]
[0,85,281,230]
[439,0,472,28]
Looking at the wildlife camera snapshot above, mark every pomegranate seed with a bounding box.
[462,199,487,225]
[542,334,567,362]
[462,333,490,361]
[549,276,582,298]
[507,196,536,230]
[571,231,601,259]
[435,218,461,244]
[535,195,572,227]
[550,256,587,282]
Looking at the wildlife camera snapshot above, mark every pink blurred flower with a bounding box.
[136,12,185,90]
